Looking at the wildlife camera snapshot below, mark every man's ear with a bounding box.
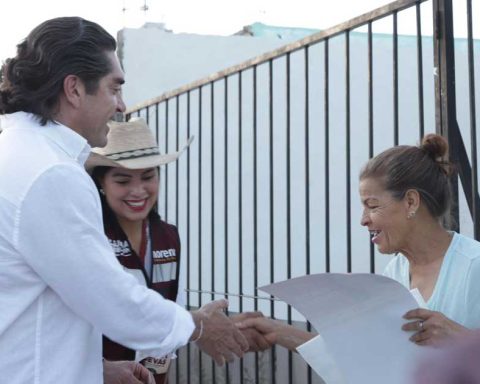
[404,189,421,212]
[62,75,84,108]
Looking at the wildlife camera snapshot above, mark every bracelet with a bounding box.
[191,319,204,342]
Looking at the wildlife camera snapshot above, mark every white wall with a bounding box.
[119,23,296,108]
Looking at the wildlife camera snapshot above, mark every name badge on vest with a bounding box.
[140,355,171,375]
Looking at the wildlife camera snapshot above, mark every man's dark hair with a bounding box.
[0,17,117,125]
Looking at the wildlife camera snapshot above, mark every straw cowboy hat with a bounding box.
[86,117,193,171]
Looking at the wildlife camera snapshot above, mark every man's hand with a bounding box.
[103,359,155,384]
[191,299,249,365]
[230,312,273,352]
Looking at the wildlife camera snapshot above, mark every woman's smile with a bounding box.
[124,199,148,212]
[370,230,382,244]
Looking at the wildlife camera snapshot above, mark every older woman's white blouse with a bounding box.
[383,232,480,328]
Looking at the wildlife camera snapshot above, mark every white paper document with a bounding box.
[260,273,425,384]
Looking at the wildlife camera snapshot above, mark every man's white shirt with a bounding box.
[0,112,194,384]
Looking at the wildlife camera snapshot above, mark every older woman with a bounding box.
[359,133,480,346]
[239,133,480,350]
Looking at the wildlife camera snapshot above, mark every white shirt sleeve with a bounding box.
[14,164,194,356]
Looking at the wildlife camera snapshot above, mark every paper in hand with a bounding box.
[260,273,425,384]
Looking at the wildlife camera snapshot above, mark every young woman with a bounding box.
[88,117,192,384]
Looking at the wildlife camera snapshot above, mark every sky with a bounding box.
[0,0,403,62]
[0,0,478,63]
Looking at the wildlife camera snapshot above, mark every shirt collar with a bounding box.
[1,112,92,166]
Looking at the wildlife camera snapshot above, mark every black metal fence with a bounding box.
[126,0,480,382]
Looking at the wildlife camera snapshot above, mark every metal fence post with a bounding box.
[432,0,459,230]
[433,0,480,236]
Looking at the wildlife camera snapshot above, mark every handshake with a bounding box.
[190,299,313,365]
[189,299,271,365]
[104,299,315,383]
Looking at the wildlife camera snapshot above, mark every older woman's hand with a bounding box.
[229,312,274,352]
[236,317,314,352]
[402,308,468,347]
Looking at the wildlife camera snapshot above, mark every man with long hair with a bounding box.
[0,17,250,384]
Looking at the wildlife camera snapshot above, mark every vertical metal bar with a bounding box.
[324,39,331,273]
[165,100,169,221]
[345,31,352,273]
[285,51,293,384]
[416,3,425,139]
[368,21,374,161]
[155,104,160,213]
[223,76,230,384]
[393,12,399,146]
[268,59,277,384]
[146,105,150,125]
[304,46,312,384]
[433,0,444,135]
[466,0,479,239]
[368,22,375,273]
[237,71,244,384]
[175,95,180,384]
[175,96,180,223]
[198,86,203,384]
[155,104,159,142]
[210,81,216,382]
[253,64,259,384]
[186,91,192,384]
[432,0,459,230]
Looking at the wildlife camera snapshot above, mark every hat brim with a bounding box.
[86,136,194,172]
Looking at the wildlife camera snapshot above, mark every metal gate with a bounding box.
[126,0,480,382]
